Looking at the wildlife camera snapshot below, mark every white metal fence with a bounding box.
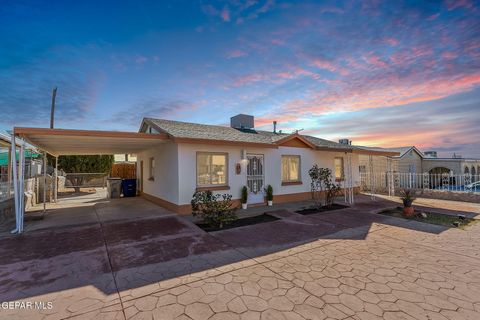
[360,172,480,194]
[0,181,13,202]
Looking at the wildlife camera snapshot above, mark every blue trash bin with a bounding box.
[122,179,137,197]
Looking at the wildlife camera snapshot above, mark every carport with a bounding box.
[10,127,169,234]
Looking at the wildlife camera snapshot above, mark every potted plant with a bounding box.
[400,189,415,217]
[241,186,248,209]
[265,185,273,206]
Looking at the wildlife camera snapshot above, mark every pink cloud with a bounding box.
[445,0,475,11]
[383,37,399,46]
[221,6,231,22]
[255,72,480,127]
[442,51,458,59]
[135,55,148,64]
[226,49,247,59]
[364,53,388,68]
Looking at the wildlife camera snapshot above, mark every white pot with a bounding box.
[267,200,273,206]
[242,203,248,210]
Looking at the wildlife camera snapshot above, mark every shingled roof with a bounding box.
[142,118,398,155]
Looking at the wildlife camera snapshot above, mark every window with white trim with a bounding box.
[281,155,301,182]
[196,153,228,186]
[149,157,155,181]
[334,157,344,180]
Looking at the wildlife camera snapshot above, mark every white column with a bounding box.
[19,141,25,233]
[10,133,19,234]
[7,146,11,197]
[349,153,354,204]
[43,151,47,214]
[54,157,58,203]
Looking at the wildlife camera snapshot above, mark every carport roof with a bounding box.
[14,127,169,156]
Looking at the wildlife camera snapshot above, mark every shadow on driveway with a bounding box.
[0,195,475,318]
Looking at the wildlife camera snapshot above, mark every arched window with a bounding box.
[464,166,470,175]
[472,166,477,182]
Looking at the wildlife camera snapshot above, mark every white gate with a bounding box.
[246,154,264,204]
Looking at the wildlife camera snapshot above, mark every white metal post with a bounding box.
[43,151,47,214]
[349,153,354,204]
[54,156,58,203]
[10,133,19,234]
[19,141,25,233]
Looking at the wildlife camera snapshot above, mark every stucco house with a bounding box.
[135,114,394,214]
[359,145,480,177]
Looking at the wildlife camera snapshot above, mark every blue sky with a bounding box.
[1,0,479,157]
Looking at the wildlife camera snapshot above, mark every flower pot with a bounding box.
[267,200,273,206]
[242,203,248,210]
[403,206,414,217]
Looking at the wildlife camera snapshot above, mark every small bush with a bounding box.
[241,186,248,204]
[400,189,415,207]
[265,185,273,201]
[309,165,341,208]
[191,191,237,229]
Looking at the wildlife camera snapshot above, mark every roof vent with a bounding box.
[339,138,351,145]
[230,114,254,129]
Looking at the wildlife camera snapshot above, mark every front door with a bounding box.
[246,154,265,204]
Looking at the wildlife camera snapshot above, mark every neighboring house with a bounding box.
[135,114,394,214]
[359,146,423,175]
[359,145,480,177]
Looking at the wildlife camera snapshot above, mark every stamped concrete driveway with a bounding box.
[1,197,480,320]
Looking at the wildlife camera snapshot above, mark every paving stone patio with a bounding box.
[0,195,479,320]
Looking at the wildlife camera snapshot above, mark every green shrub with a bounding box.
[265,185,273,201]
[400,189,415,207]
[191,191,237,229]
[309,165,341,208]
[241,186,248,204]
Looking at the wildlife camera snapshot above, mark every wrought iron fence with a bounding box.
[360,172,480,194]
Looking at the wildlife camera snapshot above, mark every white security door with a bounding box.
[246,154,265,204]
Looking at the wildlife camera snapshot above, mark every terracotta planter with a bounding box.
[403,206,414,217]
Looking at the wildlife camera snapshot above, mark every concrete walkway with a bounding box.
[1,196,480,319]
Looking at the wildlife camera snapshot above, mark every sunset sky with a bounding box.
[1,0,479,157]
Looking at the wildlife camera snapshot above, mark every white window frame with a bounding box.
[196,152,229,187]
[334,157,344,180]
[281,155,301,183]
[148,157,155,181]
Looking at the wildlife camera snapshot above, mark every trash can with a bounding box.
[122,179,137,197]
[107,178,122,198]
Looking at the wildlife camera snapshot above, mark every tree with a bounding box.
[57,155,114,192]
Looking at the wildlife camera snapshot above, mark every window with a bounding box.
[196,153,228,186]
[334,157,344,180]
[281,155,301,183]
[148,157,155,180]
[359,165,366,173]
[408,164,416,173]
